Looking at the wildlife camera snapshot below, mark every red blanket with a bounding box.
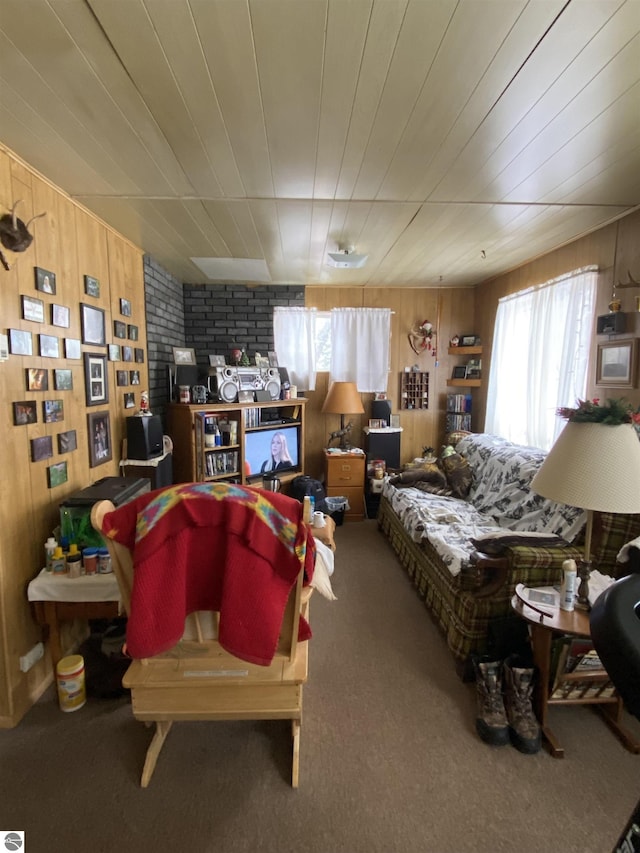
[101,483,315,665]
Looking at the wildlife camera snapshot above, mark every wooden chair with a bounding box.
[91,497,312,788]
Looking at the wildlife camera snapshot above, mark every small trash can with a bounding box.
[325,496,350,526]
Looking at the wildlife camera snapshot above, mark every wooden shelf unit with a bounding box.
[399,371,429,410]
[447,345,483,387]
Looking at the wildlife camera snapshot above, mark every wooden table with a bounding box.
[511,595,640,758]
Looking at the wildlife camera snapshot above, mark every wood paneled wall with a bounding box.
[0,144,145,727]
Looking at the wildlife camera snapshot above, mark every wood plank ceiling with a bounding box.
[0,0,638,288]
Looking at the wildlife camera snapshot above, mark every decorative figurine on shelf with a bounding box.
[450,335,460,347]
[137,390,151,417]
[408,320,437,357]
[230,346,242,366]
[240,348,250,366]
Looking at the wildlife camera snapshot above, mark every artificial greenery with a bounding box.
[557,398,635,425]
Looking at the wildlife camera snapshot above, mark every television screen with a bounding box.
[244,425,299,477]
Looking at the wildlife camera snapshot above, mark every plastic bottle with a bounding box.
[303,495,312,524]
[60,507,74,551]
[51,546,67,575]
[45,536,57,572]
[66,544,82,578]
[560,559,577,611]
[213,419,222,447]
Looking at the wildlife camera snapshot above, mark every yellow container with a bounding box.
[56,654,86,712]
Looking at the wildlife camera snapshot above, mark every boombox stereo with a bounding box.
[208,366,281,403]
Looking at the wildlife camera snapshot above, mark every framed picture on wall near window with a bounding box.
[596,339,637,387]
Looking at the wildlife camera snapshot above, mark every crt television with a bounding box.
[244,425,299,478]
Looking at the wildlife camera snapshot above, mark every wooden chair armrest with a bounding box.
[462,552,509,598]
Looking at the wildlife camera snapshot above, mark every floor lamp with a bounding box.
[321,381,364,450]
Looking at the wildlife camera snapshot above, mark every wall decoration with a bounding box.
[43,399,64,423]
[116,370,128,386]
[80,303,106,346]
[0,201,46,267]
[64,338,81,359]
[124,392,135,408]
[255,355,269,368]
[130,370,140,385]
[209,354,226,367]
[172,346,196,364]
[134,347,144,363]
[122,345,133,362]
[108,344,121,361]
[84,275,100,297]
[57,429,77,454]
[84,352,109,405]
[34,266,56,294]
[120,298,132,317]
[54,369,73,391]
[408,320,436,357]
[9,328,32,356]
[12,401,37,425]
[47,460,68,488]
[30,435,53,462]
[128,324,138,340]
[26,367,48,391]
[21,295,44,323]
[51,304,70,328]
[595,339,638,387]
[88,410,112,467]
[38,334,59,358]
[113,320,126,338]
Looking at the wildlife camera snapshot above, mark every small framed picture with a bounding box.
[57,429,77,454]
[9,329,33,356]
[238,390,254,403]
[108,344,121,361]
[390,414,401,428]
[452,365,468,379]
[460,335,478,347]
[26,367,48,391]
[124,392,135,409]
[81,303,106,346]
[54,369,73,391]
[368,418,384,429]
[134,347,144,363]
[43,399,64,423]
[31,435,53,462]
[51,304,70,328]
[268,351,279,367]
[64,338,82,360]
[84,275,100,297]
[122,345,133,362]
[255,355,270,368]
[120,298,132,317]
[38,334,60,358]
[116,370,128,386]
[113,320,126,339]
[209,354,226,367]
[172,346,196,365]
[596,339,638,387]
[128,324,138,340]
[13,401,37,425]
[47,461,68,489]
[84,352,109,406]
[34,266,56,295]
[130,370,140,385]
[21,295,45,323]
[88,411,112,467]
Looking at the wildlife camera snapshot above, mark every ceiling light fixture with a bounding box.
[326,247,368,269]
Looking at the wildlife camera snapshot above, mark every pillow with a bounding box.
[471,531,568,555]
[438,452,473,499]
[389,464,448,489]
[414,481,452,497]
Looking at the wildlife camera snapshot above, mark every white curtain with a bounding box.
[273,307,317,391]
[485,266,597,450]
[330,308,391,392]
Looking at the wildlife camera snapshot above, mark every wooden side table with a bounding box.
[512,596,640,758]
[324,450,365,522]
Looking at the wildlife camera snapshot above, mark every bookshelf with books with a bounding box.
[445,392,472,434]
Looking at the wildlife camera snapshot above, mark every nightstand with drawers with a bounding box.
[324,450,365,522]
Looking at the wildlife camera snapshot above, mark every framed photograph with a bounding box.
[130,370,140,385]
[255,355,270,368]
[51,304,70,328]
[122,345,133,362]
[21,295,45,323]
[172,346,196,365]
[120,298,132,317]
[87,411,112,467]
[47,461,68,489]
[596,339,638,387]
[460,335,478,347]
[64,338,81,359]
[209,354,226,367]
[113,320,127,339]
[369,418,384,429]
[54,369,73,391]
[57,429,77,454]
[128,324,138,341]
[84,352,109,406]
[116,370,128,386]
[39,334,59,358]
[134,347,144,363]
[84,275,100,297]
[13,401,37,425]
[81,303,106,346]
[390,414,401,428]
[108,344,121,361]
[124,392,135,409]
[452,365,468,379]
[268,351,279,368]
[34,266,56,295]
[43,399,64,423]
[9,328,33,356]
[30,435,53,462]
[238,390,254,403]
[26,367,48,391]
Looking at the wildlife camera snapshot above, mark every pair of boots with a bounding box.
[472,654,542,754]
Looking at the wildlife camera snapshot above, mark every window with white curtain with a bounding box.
[485,266,597,450]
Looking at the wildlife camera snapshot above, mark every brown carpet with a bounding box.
[1,520,638,853]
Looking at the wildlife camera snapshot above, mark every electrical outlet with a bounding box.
[19,642,44,673]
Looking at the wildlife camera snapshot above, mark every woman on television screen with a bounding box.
[260,431,293,472]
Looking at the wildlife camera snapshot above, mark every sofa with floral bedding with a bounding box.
[377,432,640,674]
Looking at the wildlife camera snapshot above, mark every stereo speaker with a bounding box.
[126,414,164,460]
[596,313,626,334]
[372,399,392,423]
[211,366,239,403]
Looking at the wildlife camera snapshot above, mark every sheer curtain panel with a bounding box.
[273,307,317,391]
[330,308,391,392]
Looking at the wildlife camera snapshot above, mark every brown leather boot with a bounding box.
[472,656,509,746]
[503,655,542,754]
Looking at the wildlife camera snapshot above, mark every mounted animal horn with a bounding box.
[0,200,46,253]
[616,270,640,289]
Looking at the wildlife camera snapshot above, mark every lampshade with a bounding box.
[321,381,365,416]
[531,422,640,514]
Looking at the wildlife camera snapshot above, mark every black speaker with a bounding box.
[126,415,163,460]
[371,399,392,423]
[596,313,626,334]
